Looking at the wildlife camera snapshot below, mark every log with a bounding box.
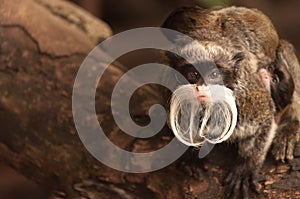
[0,0,300,198]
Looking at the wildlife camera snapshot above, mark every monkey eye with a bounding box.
[187,71,200,83]
[267,66,274,72]
[207,70,221,80]
[271,75,279,84]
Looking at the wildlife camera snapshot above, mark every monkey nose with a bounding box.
[258,69,271,88]
[259,69,268,79]
[259,69,270,79]
[196,85,208,92]
[195,85,212,102]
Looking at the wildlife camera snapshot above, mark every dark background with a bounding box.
[71,0,300,58]
[0,0,299,198]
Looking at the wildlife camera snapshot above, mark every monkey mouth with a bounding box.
[169,84,237,146]
[197,95,211,102]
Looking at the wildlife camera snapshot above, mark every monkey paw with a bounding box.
[271,129,299,162]
[223,167,261,199]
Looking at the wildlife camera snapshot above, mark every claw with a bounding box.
[271,124,298,162]
[250,177,261,193]
[224,168,261,199]
[242,178,249,199]
[286,138,296,160]
[232,178,241,198]
[223,172,232,185]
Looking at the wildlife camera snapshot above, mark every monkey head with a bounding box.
[162,6,277,146]
[167,40,243,146]
[258,49,295,112]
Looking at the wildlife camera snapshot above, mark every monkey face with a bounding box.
[270,63,295,112]
[258,62,295,112]
[168,41,238,146]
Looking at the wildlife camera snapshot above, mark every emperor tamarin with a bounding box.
[161,6,300,199]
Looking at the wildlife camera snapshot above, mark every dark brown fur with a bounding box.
[162,6,300,198]
[270,41,295,112]
[271,40,300,161]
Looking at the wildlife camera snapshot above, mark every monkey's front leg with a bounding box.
[224,121,277,199]
[223,140,261,199]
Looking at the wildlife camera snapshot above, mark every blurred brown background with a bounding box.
[71,0,300,58]
[72,0,300,76]
[1,0,299,198]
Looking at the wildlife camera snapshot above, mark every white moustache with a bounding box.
[169,84,237,146]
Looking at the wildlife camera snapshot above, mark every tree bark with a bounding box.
[0,0,300,199]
